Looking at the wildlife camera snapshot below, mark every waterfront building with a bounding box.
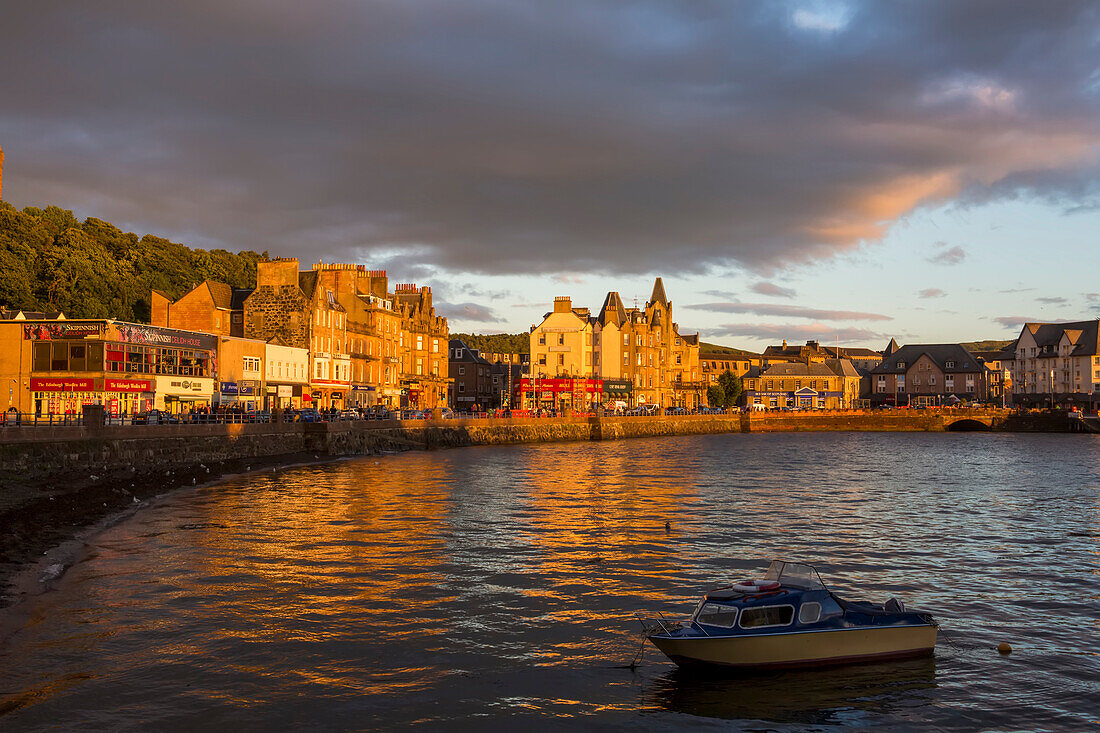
[762,339,832,365]
[448,338,495,409]
[973,351,1010,406]
[155,259,450,410]
[151,281,249,337]
[242,259,350,410]
[263,340,309,410]
[392,282,450,409]
[526,278,702,410]
[214,335,267,411]
[0,318,216,416]
[742,359,862,409]
[869,343,989,407]
[1001,320,1100,409]
[700,352,762,396]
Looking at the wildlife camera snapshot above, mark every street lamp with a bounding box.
[1050,368,1055,411]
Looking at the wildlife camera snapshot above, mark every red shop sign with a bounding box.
[30,377,97,392]
[105,378,153,393]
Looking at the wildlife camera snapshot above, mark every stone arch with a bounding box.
[945,418,991,432]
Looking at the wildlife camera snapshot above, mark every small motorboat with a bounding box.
[637,560,938,669]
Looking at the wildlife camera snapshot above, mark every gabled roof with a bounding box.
[1020,320,1100,357]
[871,343,982,374]
[205,280,253,311]
[598,291,628,327]
[298,270,319,299]
[883,338,900,356]
[824,358,861,377]
[448,338,491,365]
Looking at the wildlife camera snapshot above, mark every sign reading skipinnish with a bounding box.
[112,323,217,351]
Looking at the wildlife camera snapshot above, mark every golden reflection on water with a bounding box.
[2,434,1098,729]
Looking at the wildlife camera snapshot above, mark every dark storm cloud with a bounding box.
[688,302,891,321]
[2,2,1100,276]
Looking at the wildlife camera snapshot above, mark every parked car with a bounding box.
[293,408,322,422]
[134,409,180,425]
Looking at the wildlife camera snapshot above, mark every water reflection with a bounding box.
[644,657,938,726]
[0,433,1098,730]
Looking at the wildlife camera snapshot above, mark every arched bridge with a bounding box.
[941,409,1003,431]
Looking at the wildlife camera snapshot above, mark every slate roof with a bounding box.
[205,280,253,310]
[822,346,881,359]
[1020,320,1100,357]
[824,358,861,377]
[650,277,668,307]
[870,343,982,374]
[883,338,900,356]
[761,361,849,378]
[597,291,628,327]
[449,338,491,365]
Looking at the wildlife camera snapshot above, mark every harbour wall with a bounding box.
[0,409,1074,480]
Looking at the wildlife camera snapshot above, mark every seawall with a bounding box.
[0,409,1077,602]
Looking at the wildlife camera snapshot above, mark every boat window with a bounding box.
[739,605,794,629]
[697,603,738,628]
[798,602,821,624]
[762,561,825,590]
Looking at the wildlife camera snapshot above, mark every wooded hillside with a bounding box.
[451,332,530,354]
[0,202,265,322]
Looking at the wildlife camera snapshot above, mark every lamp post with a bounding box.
[1050,368,1055,411]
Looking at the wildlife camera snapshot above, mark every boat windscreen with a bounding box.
[762,560,825,590]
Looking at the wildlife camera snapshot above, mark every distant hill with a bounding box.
[0,202,265,322]
[452,332,529,354]
[962,339,1013,353]
[699,341,760,357]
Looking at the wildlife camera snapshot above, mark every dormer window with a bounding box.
[897,361,906,368]
[945,360,955,369]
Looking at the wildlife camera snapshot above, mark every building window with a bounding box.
[946,361,955,368]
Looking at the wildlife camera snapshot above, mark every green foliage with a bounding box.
[961,339,1013,353]
[452,332,529,355]
[706,384,725,407]
[0,201,265,322]
[716,370,743,407]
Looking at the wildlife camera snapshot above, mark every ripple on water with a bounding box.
[0,432,1098,730]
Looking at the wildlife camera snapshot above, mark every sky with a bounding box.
[2,1,1099,351]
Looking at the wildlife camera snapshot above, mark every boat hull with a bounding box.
[649,625,937,670]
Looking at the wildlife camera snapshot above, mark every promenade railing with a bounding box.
[0,405,1021,430]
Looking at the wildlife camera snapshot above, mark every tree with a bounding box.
[717,370,743,407]
[0,201,265,321]
[706,384,725,408]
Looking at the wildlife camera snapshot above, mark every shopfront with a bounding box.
[515,377,603,412]
[350,384,376,407]
[15,320,216,416]
[602,378,633,409]
[218,380,260,410]
[28,376,156,417]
